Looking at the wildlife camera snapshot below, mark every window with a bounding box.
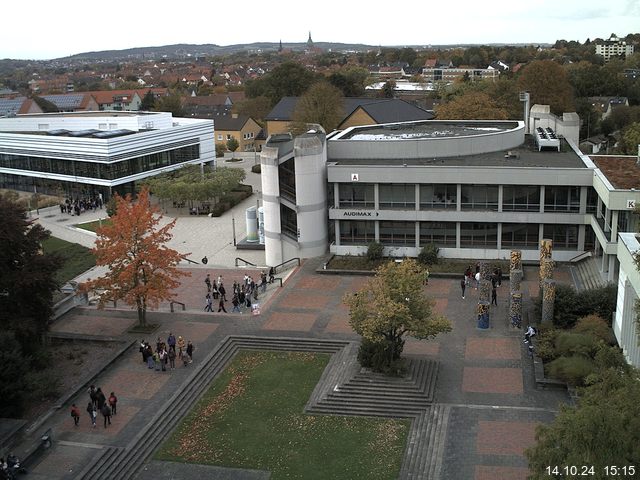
[460,222,498,247]
[380,221,415,246]
[502,186,540,212]
[217,134,223,141]
[278,158,296,202]
[250,132,254,138]
[420,222,456,247]
[586,187,598,214]
[340,220,375,245]
[420,184,457,209]
[544,186,580,212]
[460,185,499,211]
[226,134,232,141]
[338,184,374,208]
[379,184,415,209]
[543,224,578,249]
[280,204,297,240]
[501,223,539,248]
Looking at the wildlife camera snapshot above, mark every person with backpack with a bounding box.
[70,404,80,426]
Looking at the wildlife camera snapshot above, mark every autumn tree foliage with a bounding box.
[292,80,344,133]
[517,60,575,115]
[436,91,509,120]
[85,187,189,326]
[343,259,452,371]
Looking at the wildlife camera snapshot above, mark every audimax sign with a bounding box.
[342,211,379,217]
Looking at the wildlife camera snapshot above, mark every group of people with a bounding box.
[460,263,503,302]
[59,195,103,216]
[204,271,272,313]
[140,333,193,371]
[70,385,117,428]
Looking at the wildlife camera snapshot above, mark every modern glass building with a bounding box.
[0,111,215,200]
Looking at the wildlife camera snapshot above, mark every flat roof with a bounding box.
[335,120,519,141]
[329,136,587,169]
[591,155,640,189]
[16,111,157,118]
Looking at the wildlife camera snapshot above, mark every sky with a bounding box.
[2,0,639,60]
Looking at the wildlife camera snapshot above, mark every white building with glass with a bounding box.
[0,111,215,200]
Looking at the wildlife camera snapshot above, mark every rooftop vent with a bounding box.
[535,127,560,152]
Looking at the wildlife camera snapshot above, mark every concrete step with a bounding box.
[306,404,420,418]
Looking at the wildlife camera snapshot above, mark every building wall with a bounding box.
[338,109,376,130]
[615,233,640,368]
[266,120,290,137]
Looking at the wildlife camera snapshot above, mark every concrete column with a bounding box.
[456,184,462,212]
[497,185,503,213]
[260,146,283,267]
[374,183,379,210]
[539,185,545,213]
[510,250,522,272]
[415,221,420,249]
[611,210,619,239]
[510,291,522,328]
[608,255,616,283]
[375,221,380,242]
[579,186,588,214]
[415,184,420,212]
[334,220,341,247]
[541,279,556,324]
[578,224,586,251]
[477,301,490,329]
[497,223,502,251]
[334,182,340,208]
[456,222,461,249]
[604,207,612,233]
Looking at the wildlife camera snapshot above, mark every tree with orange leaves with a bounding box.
[85,187,189,327]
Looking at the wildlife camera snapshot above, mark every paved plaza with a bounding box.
[17,177,571,479]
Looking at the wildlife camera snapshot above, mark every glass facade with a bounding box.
[460,185,499,211]
[379,184,415,209]
[544,186,580,212]
[501,223,539,248]
[340,220,375,245]
[0,144,200,181]
[379,221,415,246]
[280,204,297,240]
[502,186,540,212]
[278,158,296,203]
[419,222,456,247]
[419,184,457,209]
[338,184,374,208]
[460,222,498,247]
[543,224,578,249]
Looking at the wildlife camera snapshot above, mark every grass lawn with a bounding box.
[74,218,111,233]
[41,237,96,284]
[156,351,409,479]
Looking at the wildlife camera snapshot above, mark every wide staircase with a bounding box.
[74,336,446,480]
[571,256,608,291]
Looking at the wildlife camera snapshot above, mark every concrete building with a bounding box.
[259,109,640,286]
[0,111,215,200]
[595,35,634,62]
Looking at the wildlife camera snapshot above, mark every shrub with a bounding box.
[366,242,384,261]
[357,338,406,376]
[417,244,439,265]
[573,314,614,343]
[551,284,579,328]
[547,355,596,386]
[211,202,231,217]
[554,331,602,358]
[545,283,617,329]
[535,328,559,362]
[251,164,261,174]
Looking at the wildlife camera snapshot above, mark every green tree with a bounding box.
[517,60,575,115]
[235,95,271,123]
[526,369,640,478]
[0,193,62,354]
[245,61,317,106]
[139,89,156,111]
[343,259,452,369]
[436,91,508,120]
[85,187,189,327]
[226,137,239,152]
[292,80,344,132]
[620,122,640,155]
[215,143,226,157]
[154,92,184,117]
[380,80,396,98]
[328,66,369,97]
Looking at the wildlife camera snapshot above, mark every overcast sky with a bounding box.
[2,0,639,60]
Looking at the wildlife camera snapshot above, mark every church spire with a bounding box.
[307,31,314,48]
[278,39,283,53]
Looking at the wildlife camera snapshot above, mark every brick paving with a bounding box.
[19,257,574,480]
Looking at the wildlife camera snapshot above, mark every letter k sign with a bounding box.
[351,173,359,181]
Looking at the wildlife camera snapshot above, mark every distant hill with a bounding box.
[57,42,376,61]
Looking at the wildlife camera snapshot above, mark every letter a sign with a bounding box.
[351,173,359,181]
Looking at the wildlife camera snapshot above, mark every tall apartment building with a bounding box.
[595,35,634,62]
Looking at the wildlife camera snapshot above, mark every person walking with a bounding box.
[168,348,176,369]
[186,341,194,364]
[101,403,112,428]
[159,349,167,372]
[70,404,80,426]
[475,271,481,290]
[88,385,97,408]
[231,294,241,313]
[423,269,430,286]
[218,296,227,313]
[204,293,213,312]
[460,276,466,299]
[95,388,106,410]
[204,274,212,292]
[108,392,118,415]
[491,285,498,305]
[260,272,267,293]
[177,336,186,360]
[167,333,176,353]
[87,402,97,428]
[219,283,227,302]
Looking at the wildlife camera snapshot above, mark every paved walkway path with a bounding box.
[18,257,571,480]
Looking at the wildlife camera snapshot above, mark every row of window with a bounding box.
[338,220,586,250]
[0,145,200,181]
[216,132,256,141]
[335,184,594,213]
